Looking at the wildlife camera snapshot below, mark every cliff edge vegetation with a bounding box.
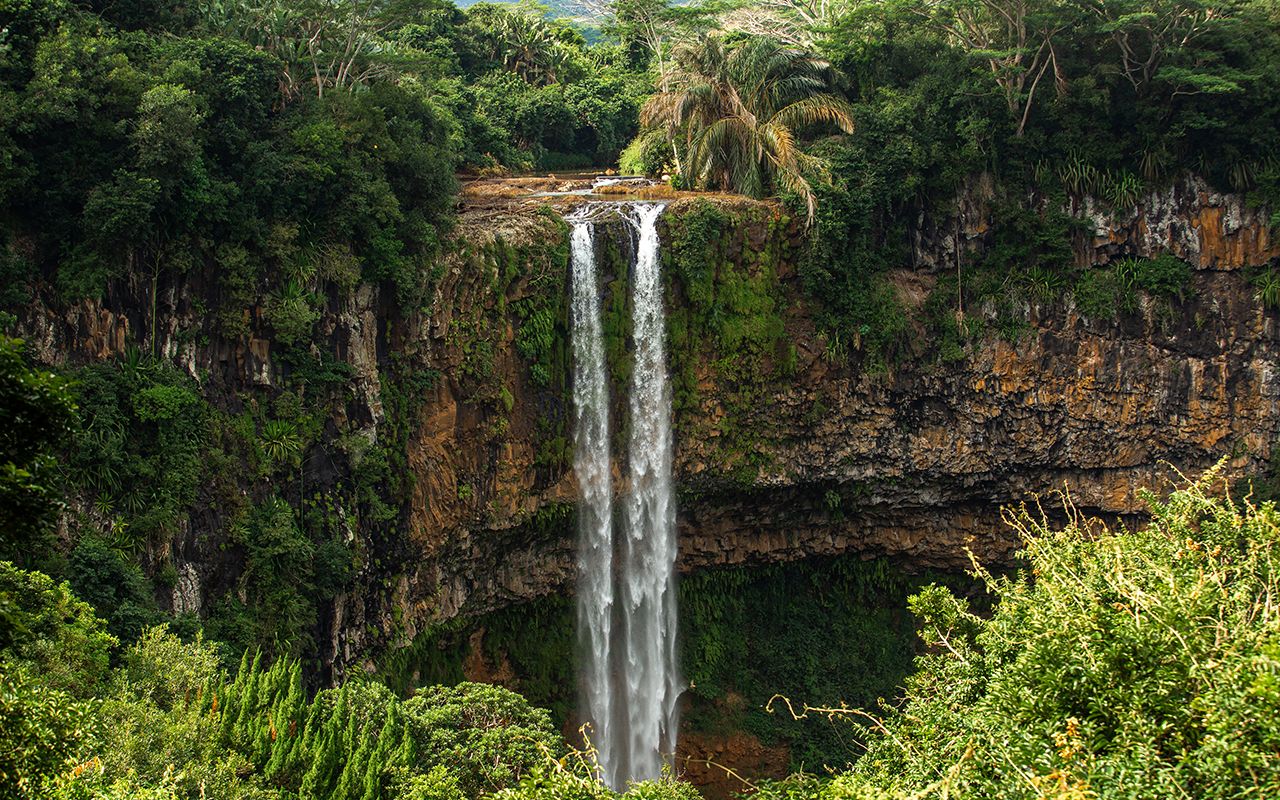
[2,0,1280,796]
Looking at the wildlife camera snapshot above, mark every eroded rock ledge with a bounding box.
[18,174,1279,676]
[399,182,1278,644]
[677,270,1278,572]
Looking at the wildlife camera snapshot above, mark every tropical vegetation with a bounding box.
[736,463,1280,799]
[2,0,1280,795]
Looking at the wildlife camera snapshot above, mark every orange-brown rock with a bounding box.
[675,267,1277,572]
[13,177,1278,681]
[911,173,1277,274]
[677,728,790,800]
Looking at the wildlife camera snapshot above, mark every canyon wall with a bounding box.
[16,174,1279,678]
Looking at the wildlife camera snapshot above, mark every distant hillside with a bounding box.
[452,0,607,20]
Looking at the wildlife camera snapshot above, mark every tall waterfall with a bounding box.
[571,203,681,790]
[570,217,617,780]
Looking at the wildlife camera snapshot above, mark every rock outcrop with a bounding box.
[676,268,1278,572]
[910,172,1277,273]
[16,175,1279,679]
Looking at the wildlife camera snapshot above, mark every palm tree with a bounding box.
[641,35,855,222]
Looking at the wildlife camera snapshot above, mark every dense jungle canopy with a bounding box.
[2,0,1279,351]
[2,0,1280,796]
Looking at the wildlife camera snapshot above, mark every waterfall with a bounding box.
[571,203,681,790]
[617,203,681,787]
[570,217,617,779]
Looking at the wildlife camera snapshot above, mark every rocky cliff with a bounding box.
[15,174,1279,681]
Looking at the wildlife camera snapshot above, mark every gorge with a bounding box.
[6,0,1280,791]
[8,174,1280,794]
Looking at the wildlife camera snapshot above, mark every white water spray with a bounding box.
[571,203,681,790]
[570,217,617,778]
[618,203,681,786]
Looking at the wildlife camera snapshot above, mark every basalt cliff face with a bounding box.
[675,267,1277,572]
[16,174,1280,678]
[672,174,1278,573]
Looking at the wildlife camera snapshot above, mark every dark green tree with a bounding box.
[0,337,77,566]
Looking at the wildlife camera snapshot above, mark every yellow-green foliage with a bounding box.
[818,461,1280,799]
[0,561,117,698]
[40,625,568,800]
[0,563,113,800]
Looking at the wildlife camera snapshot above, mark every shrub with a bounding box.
[850,460,1280,799]
[56,627,274,800]
[1072,267,1127,319]
[1132,252,1193,299]
[403,682,563,797]
[264,283,319,347]
[205,495,351,659]
[0,337,78,561]
[620,128,671,177]
[65,539,167,649]
[0,665,99,800]
[0,561,116,697]
[64,358,205,544]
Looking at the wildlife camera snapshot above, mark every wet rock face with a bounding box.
[16,180,1280,674]
[677,727,790,800]
[910,173,1278,274]
[670,178,1278,574]
[676,269,1279,572]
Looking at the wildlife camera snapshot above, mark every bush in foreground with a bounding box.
[819,460,1280,799]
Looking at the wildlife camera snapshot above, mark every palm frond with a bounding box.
[656,33,851,220]
[758,122,798,174]
[640,92,681,128]
[769,95,856,134]
[771,165,818,224]
[688,116,757,189]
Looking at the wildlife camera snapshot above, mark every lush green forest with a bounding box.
[3,0,1280,795]
[3,0,1279,353]
[6,449,1278,798]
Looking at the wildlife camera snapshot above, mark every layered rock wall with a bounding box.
[676,270,1278,571]
[910,173,1277,273]
[17,177,1280,676]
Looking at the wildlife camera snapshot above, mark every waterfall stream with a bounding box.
[571,203,681,790]
[571,216,617,781]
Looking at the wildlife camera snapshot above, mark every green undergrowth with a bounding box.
[1232,439,1280,509]
[512,229,571,392]
[920,222,1197,363]
[61,351,206,550]
[661,201,797,481]
[377,615,473,696]
[449,215,573,479]
[373,552,954,773]
[482,596,577,724]
[1251,259,1280,310]
[680,557,975,773]
[375,594,576,725]
[1072,252,1195,321]
[739,462,1280,799]
[515,214,574,480]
